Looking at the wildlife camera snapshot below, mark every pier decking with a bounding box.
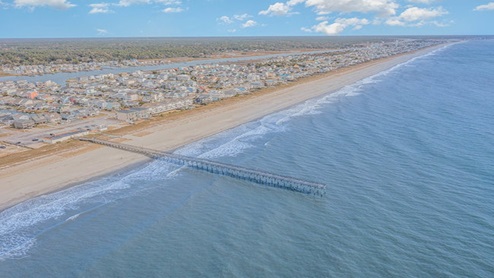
[80,138,326,196]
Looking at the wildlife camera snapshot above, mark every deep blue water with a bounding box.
[1,40,493,277]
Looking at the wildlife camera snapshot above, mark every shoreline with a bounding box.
[0,44,449,212]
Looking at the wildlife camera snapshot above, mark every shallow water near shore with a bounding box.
[1,40,493,277]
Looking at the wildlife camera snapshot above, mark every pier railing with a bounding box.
[80,138,326,196]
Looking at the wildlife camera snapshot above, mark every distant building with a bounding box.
[176,74,191,81]
[30,114,47,125]
[44,130,89,144]
[143,99,193,115]
[115,107,150,122]
[13,119,35,129]
[26,91,38,100]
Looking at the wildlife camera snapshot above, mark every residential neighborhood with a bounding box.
[0,58,173,76]
[0,39,447,150]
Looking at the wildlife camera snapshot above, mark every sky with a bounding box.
[0,0,493,38]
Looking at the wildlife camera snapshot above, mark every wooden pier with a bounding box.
[80,138,326,196]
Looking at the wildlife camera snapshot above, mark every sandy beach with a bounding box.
[0,44,446,211]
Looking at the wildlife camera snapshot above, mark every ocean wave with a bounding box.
[174,82,374,161]
[65,213,81,222]
[0,161,183,261]
[0,179,122,261]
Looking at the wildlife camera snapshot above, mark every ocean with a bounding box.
[1,40,493,277]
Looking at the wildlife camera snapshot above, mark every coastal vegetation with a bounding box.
[0,37,407,66]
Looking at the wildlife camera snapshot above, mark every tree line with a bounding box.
[0,37,394,66]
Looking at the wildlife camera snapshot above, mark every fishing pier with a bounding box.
[80,138,326,196]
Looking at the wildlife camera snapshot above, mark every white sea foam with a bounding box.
[174,78,378,161]
[0,161,184,261]
[373,43,458,79]
[175,114,288,160]
[0,179,125,261]
[0,234,35,261]
[65,213,81,222]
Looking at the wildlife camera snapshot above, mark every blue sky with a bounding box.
[0,0,493,38]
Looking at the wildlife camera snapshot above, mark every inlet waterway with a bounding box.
[0,50,332,85]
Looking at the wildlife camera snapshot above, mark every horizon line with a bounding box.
[1,34,493,40]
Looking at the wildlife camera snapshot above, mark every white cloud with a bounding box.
[218,14,253,24]
[0,0,10,8]
[258,0,452,32]
[218,16,233,24]
[385,18,404,26]
[14,0,75,9]
[156,0,181,4]
[309,17,369,35]
[242,20,258,28]
[96,28,108,35]
[117,0,180,7]
[218,13,255,30]
[89,3,113,14]
[403,6,445,21]
[117,0,148,7]
[163,6,183,13]
[307,0,398,16]
[285,0,305,5]
[259,0,304,16]
[386,6,447,26]
[474,2,494,11]
[260,0,400,18]
[233,13,251,21]
[407,0,437,4]
[431,20,452,27]
[259,2,292,16]
[400,7,448,22]
[399,6,446,21]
